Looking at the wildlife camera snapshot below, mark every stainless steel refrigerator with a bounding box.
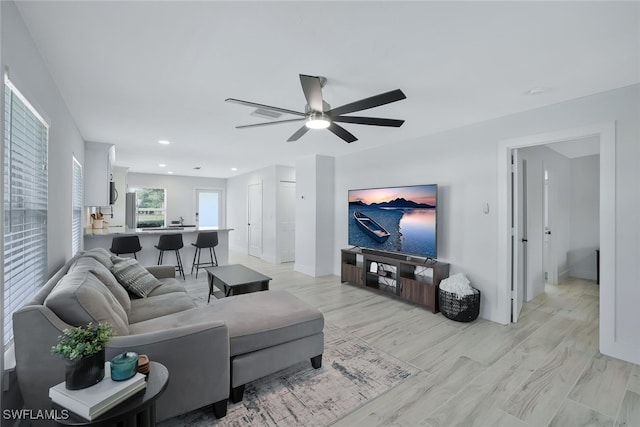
[125,192,137,228]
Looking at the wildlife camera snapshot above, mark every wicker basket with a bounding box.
[438,287,480,322]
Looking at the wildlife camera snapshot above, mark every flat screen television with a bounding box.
[348,184,437,259]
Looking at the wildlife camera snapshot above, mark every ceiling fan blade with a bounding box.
[225,98,305,117]
[332,116,405,127]
[299,74,324,112]
[328,89,406,116]
[327,123,358,143]
[236,118,306,129]
[287,125,310,142]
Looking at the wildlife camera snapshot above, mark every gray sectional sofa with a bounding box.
[12,248,324,421]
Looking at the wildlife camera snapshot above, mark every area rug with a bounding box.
[158,322,419,427]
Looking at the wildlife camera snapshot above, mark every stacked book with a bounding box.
[49,362,146,421]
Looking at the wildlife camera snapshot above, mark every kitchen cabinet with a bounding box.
[84,141,115,206]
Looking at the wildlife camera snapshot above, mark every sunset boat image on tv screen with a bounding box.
[353,211,391,243]
[348,184,437,259]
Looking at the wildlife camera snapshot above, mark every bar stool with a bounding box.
[110,236,142,259]
[190,231,219,278]
[154,234,185,280]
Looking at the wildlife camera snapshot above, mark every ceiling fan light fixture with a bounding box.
[227,74,406,142]
[305,113,330,129]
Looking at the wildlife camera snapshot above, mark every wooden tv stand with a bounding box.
[341,248,450,313]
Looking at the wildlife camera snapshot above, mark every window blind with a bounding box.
[72,156,82,255]
[3,77,49,345]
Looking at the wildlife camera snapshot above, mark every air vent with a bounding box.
[250,108,282,120]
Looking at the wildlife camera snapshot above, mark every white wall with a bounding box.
[335,125,498,318]
[1,0,85,409]
[334,85,640,365]
[226,165,295,263]
[568,154,600,280]
[1,1,85,274]
[126,173,226,227]
[295,155,335,277]
[315,155,335,275]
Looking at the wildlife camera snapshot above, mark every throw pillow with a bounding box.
[110,257,161,298]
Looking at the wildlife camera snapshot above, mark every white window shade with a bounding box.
[3,77,49,345]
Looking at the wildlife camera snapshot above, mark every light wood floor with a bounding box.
[181,253,640,427]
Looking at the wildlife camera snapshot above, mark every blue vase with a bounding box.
[110,352,139,381]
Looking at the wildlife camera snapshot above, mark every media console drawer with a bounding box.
[341,263,363,286]
[400,278,438,313]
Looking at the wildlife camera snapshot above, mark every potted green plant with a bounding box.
[51,322,114,390]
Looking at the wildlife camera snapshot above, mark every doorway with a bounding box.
[497,122,615,354]
[248,183,263,257]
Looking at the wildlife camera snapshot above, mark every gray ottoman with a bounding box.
[129,289,325,404]
[208,290,325,401]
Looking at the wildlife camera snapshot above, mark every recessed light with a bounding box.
[159,164,166,167]
[158,140,171,145]
[231,167,238,171]
[167,171,174,174]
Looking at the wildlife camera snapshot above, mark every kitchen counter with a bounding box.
[84,227,233,267]
[84,226,231,236]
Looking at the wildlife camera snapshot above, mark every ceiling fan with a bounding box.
[225,74,406,143]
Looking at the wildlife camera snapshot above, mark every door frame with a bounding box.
[497,122,615,350]
[541,164,558,286]
[511,151,526,322]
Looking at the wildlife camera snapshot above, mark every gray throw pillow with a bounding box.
[110,257,161,298]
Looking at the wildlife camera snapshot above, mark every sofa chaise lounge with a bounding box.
[12,248,324,421]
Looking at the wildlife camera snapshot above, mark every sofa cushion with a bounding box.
[129,290,324,356]
[69,256,132,316]
[110,257,161,298]
[44,271,129,336]
[146,279,187,297]
[82,248,115,269]
[128,293,196,324]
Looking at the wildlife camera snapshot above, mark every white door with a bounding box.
[196,189,221,227]
[542,167,558,285]
[278,181,296,262]
[511,150,525,322]
[248,183,263,257]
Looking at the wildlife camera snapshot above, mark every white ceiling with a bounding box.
[14,1,640,178]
